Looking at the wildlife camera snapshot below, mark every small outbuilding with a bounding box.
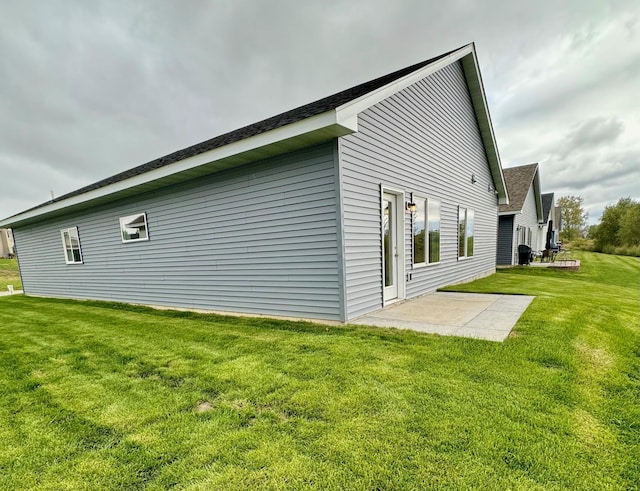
[1,44,509,322]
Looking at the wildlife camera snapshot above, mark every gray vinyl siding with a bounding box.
[339,61,498,320]
[513,185,541,261]
[497,215,514,265]
[13,143,343,320]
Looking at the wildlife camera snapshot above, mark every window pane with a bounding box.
[413,199,426,264]
[383,199,393,287]
[62,230,72,249]
[428,200,441,263]
[466,209,474,257]
[72,249,82,262]
[120,213,149,242]
[458,207,466,258]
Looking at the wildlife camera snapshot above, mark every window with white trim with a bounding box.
[61,227,83,264]
[413,199,426,265]
[120,213,149,242]
[428,199,441,263]
[413,198,441,265]
[458,207,474,259]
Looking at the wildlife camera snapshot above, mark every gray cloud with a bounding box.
[0,0,639,224]
[555,117,624,159]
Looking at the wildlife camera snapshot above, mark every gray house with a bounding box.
[1,44,508,322]
[497,163,543,265]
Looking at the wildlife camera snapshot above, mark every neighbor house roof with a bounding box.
[499,163,543,221]
[541,192,554,223]
[1,43,508,228]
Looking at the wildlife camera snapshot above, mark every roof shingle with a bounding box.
[498,163,539,214]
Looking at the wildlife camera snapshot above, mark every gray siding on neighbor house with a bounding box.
[514,185,541,255]
[339,61,499,320]
[497,215,514,265]
[14,143,343,320]
[498,185,541,265]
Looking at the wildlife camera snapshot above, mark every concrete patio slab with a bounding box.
[351,292,534,342]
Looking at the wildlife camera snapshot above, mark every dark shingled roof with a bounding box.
[499,163,539,213]
[541,192,554,223]
[20,46,462,215]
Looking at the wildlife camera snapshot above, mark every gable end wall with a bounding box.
[339,61,499,320]
[511,185,541,263]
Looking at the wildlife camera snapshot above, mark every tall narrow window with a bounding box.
[413,199,426,265]
[458,207,474,259]
[458,207,467,258]
[413,198,441,266]
[466,209,474,257]
[428,199,441,263]
[60,227,83,264]
[120,213,149,242]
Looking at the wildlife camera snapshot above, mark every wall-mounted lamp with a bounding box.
[488,183,494,192]
[471,174,477,184]
[406,201,417,213]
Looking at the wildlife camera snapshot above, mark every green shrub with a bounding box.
[566,238,595,251]
[613,245,640,257]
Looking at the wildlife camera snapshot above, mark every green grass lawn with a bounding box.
[0,258,21,291]
[0,252,638,490]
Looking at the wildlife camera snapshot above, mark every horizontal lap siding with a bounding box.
[513,186,541,262]
[14,143,342,320]
[340,61,498,320]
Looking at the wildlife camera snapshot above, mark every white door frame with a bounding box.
[381,186,406,305]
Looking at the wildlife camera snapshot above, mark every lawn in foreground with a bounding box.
[0,252,638,490]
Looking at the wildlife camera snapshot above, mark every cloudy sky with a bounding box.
[1,0,638,223]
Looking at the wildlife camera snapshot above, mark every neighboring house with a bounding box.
[539,192,560,251]
[497,163,543,265]
[554,205,563,241]
[0,228,15,258]
[0,43,509,323]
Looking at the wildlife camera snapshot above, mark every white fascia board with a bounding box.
[499,210,522,216]
[334,45,474,125]
[1,110,354,227]
[461,48,509,206]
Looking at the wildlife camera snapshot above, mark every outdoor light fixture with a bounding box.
[471,174,477,184]
[406,201,417,213]
[488,183,494,192]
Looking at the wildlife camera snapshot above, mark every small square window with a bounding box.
[120,213,149,243]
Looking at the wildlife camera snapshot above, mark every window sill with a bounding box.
[413,261,441,269]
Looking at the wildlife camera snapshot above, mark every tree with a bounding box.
[557,195,588,242]
[617,200,640,246]
[594,197,640,251]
